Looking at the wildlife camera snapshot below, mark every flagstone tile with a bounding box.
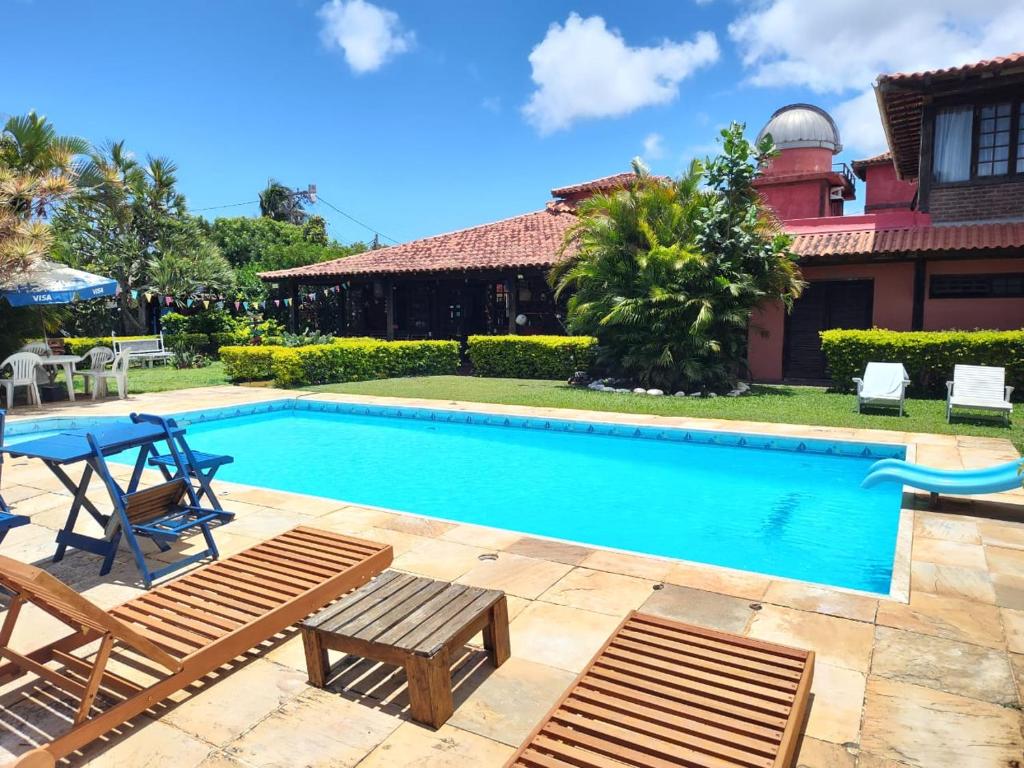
[910,561,996,603]
[163,659,308,747]
[439,523,523,551]
[663,561,770,601]
[1009,653,1024,703]
[509,601,623,673]
[342,526,434,557]
[992,573,1024,609]
[152,530,263,564]
[578,549,675,581]
[763,581,877,623]
[219,508,317,540]
[860,677,1024,768]
[871,626,1017,705]
[446,657,576,747]
[977,519,1024,550]
[457,552,572,600]
[194,752,249,768]
[985,545,1024,578]
[912,538,987,569]
[358,722,513,767]
[374,513,455,538]
[0,484,48,505]
[224,687,401,768]
[803,662,866,746]
[746,605,873,673]
[504,536,593,565]
[1001,608,1024,654]
[225,487,344,516]
[392,538,493,582]
[640,584,755,634]
[314,505,399,535]
[793,737,858,768]
[875,591,1005,649]
[74,716,212,768]
[7,491,75,517]
[540,567,655,616]
[913,513,980,544]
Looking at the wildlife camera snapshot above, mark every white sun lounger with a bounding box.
[947,364,1014,424]
[853,362,910,416]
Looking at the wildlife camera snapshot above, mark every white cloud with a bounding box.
[481,96,502,113]
[318,0,414,74]
[523,13,719,134]
[642,132,665,159]
[728,0,1024,152]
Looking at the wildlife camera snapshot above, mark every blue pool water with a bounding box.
[6,401,905,593]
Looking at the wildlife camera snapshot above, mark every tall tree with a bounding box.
[258,179,306,224]
[552,124,803,391]
[52,142,233,333]
[0,112,93,281]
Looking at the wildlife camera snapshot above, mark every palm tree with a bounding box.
[553,128,803,392]
[0,112,93,280]
[259,179,306,224]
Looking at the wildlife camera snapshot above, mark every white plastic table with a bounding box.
[38,355,82,401]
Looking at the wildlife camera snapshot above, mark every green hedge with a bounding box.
[220,339,460,387]
[820,329,1024,396]
[63,334,208,356]
[467,335,597,379]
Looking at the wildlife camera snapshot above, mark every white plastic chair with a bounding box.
[853,362,911,416]
[0,353,43,408]
[78,351,130,400]
[947,364,1014,424]
[20,342,52,384]
[72,346,115,397]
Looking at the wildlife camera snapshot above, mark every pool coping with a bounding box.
[4,391,916,602]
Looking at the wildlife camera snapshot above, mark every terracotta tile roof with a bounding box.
[792,222,1024,259]
[851,152,893,180]
[875,52,1024,180]
[551,172,638,198]
[260,208,576,280]
[878,52,1024,84]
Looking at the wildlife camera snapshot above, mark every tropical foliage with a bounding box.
[259,178,306,224]
[0,112,94,281]
[552,124,803,392]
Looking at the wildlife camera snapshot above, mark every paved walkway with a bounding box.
[0,386,1022,767]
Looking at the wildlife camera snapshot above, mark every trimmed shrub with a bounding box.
[820,329,1024,397]
[219,339,460,387]
[467,335,597,379]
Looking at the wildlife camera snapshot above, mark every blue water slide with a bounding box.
[862,457,1023,495]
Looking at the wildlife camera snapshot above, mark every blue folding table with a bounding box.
[0,416,233,574]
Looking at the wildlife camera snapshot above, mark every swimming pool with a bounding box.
[6,399,906,593]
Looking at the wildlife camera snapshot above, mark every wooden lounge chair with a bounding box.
[506,611,815,768]
[0,526,392,767]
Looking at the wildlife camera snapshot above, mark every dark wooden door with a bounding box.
[783,280,873,380]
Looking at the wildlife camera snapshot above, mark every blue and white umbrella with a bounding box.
[0,259,118,307]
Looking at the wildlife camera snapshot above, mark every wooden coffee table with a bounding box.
[301,570,511,728]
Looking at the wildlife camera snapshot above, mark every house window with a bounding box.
[932,98,1024,183]
[929,273,1024,299]
[976,103,1012,177]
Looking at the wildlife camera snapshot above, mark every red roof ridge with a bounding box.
[551,172,638,198]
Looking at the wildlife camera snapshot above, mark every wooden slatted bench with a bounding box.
[506,611,814,768]
[0,526,393,768]
[301,570,510,728]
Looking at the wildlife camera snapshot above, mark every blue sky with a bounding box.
[4,1,1018,243]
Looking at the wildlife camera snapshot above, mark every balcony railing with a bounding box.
[832,162,857,190]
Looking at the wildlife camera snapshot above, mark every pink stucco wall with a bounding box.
[924,258,1024,330]
[747,262,916,381]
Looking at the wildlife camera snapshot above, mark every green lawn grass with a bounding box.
[307,375,1024,449]
[62,361,229,395]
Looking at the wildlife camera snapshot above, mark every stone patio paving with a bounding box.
[0,385,1022,767]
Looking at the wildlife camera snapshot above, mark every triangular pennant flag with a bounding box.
[165,296,174,306]
[243,301,250,310]
[234,301,241,311]
[186,298,194,307]
[203,299,210,309]
[274,299,281,307]
[130,289,139,300]
[145,292,154,302]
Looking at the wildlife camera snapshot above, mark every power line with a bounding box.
[317,195,400,244]
[193,199,259,212]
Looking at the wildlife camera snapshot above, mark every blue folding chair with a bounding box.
[141,415,233,509]
[89,414,233,587]
[0,409,29,544]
